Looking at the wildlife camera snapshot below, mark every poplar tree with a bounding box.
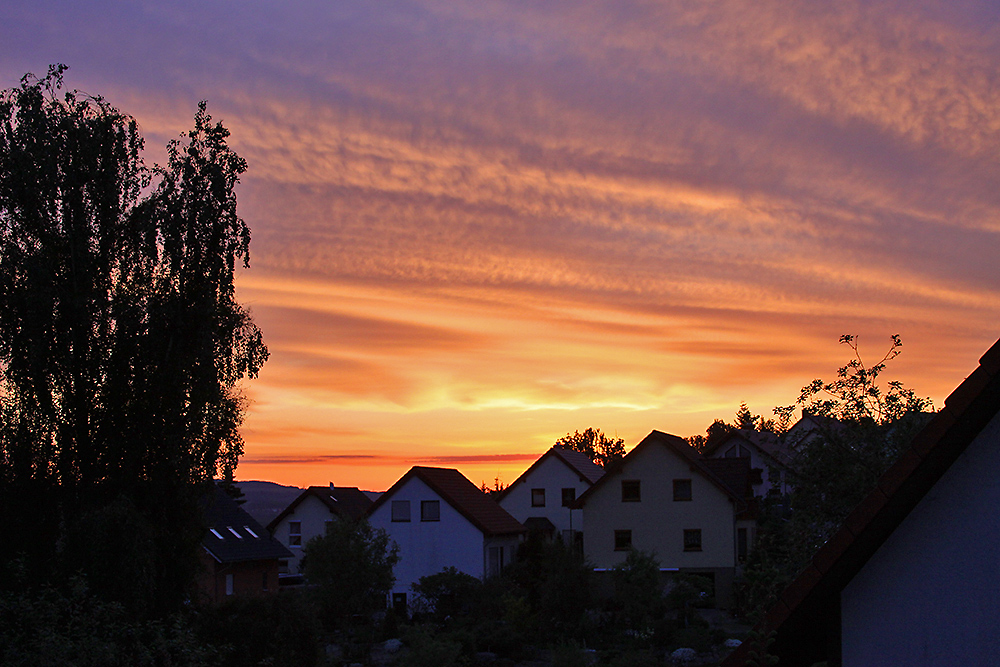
[0,66,267,614]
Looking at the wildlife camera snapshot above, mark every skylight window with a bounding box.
[244,526,259,538]
[227,527,243,539]
[210,528,224,540]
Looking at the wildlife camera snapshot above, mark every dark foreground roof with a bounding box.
[202,486,293,564]
[369,466,526,537]
[722,337,1000,667]
[267,485,373,532]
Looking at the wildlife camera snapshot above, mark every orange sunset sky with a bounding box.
[4,1,1000,491]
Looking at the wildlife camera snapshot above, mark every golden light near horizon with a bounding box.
[3,0,1000,490]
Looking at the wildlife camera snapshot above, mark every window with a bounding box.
[288,521,301,546]
[421,500,440,522]
[683,529,702,552]
[391,500,411,522]
[737,527,748,563]
[561,487,576,507]
[621,480,641,502]
[227,526,243,539]
[673,479,692,501]
[488,546,505,576]
[531,488,546,507]
[210,528,224,540]
[244,525,259,538]
[225,573,234,596]
[614,529,632,551]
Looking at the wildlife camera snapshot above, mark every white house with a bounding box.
[723,337,1000,667]
[267,484,373,576]
[498,446,604,542]
[367,466,525,611]
[575,430,754,607]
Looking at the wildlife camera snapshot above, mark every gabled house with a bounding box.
[722,337,1000,667]
[267,484,373,576]
[367,466,526,611]
[574,431,754,607]
[704,429,792,498]
[198,485,293,604]
[497,445,604,541]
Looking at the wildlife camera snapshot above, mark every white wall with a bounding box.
[369,476,485,601]
[272,494,334,574]
[583,442,736,570]
[499,453,588,535]
[841,411,1000,666]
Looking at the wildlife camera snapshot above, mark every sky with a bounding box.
[3,1,1000,491]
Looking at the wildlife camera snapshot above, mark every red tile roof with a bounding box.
[722,337,1000,667]
[369,466,526,537]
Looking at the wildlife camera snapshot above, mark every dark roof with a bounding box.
[574,430,750,509]
[523,516,557,534]
[498,446,605,501]
[368,466,526,537]
[202,486,294,564]
[704,429,792,467]
[722,337,1000,667]
[267,485,373,532]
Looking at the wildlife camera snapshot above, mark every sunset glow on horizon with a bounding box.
[4,1,999,490]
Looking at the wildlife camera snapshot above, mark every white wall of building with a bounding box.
[271,494,334,574]
[499,453,588,535]
[840,411,1000,667]
[369,476,486,601]
[583,442,737,570]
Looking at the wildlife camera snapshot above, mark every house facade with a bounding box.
[576,430,752,607]
[704,430,791,498]
[498,446,604,541]
[368,466,525,611]
[723,337,1000,667]
[198,485,293,604]
[268,484,373,576]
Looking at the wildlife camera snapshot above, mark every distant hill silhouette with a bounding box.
[235,481,303,527]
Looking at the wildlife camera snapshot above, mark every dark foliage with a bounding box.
[555,427,626,468]
[302,519,399,630]
[0,65,267,615]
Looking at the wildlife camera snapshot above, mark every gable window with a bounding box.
[391,500,411,522]
[561,487,576,507]
[531,488,546,507]
[684,529,702,552]
[288,521,301,546]
[614,529,632,551]
[621,480,641,502]
[673,479,692,501]
[421,500,440,522]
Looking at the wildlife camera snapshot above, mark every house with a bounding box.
[574,430,754,607]
[267,483,373,576]
[367,466,526,611]
[722,337,1000,667]
[497,445,604,542]
[198,485,294,603]
[704,429,792,498]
